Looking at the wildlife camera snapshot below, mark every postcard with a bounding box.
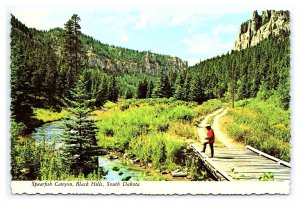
[9,3,291,195]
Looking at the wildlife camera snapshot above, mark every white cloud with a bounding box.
[119,30,129,43]
[188,58,202,66]
[11,9,68,30]
[182,23,239,62]
[135,11,156,29]
[12,10,50,30]
[133,10,201,29]
[171,13,190,26]
[182,33,233,58]
[212,24,238,37]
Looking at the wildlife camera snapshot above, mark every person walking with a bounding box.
[202,125,214,157]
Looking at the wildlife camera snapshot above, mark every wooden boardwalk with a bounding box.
[191,144,290,181]
[191,108,291,182]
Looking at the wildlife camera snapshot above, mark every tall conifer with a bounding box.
[62,75,100,176]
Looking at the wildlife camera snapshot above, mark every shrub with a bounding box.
[168,106,196,121]
[103,101,117,109]
[33,108,69,123]
[168,122,198,140]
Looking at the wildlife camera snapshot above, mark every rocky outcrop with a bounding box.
[234,10,290,51]
[86,48,188,75]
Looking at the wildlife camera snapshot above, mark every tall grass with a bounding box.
[224,98,290,161]
[33,108,70,123]
[95,98,222,171]
[128,133,185,168]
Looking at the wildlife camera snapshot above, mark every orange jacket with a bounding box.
[207,129,215,143]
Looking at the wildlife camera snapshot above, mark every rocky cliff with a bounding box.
[234,10,290,51]
[86,47,188,75]
[47,27,188,76]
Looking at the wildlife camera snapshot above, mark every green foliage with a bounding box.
[168,121,198,140]
[128,133,184,168]
[189,75,205,103]
[185,151,208,181]
[61,14,84,91]
[81,68,120,106]
[189,36,290,109]
[107,76,119,102]
[152,71,172,98]
[117,73,157,98]
[11,118,68,180]
[62,75,100,176]
[11,119,26,179]
[11,118,104,180]
[136,77,149,99]
[259,172,275,181]
[167,106,196,121]
[103,101,117,109]
[227,97,290,161]
[33,108,70,123]
[95,98,222,172]
[11,14,182,128]
[10,15,55,126]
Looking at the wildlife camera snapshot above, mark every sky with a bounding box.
[11,7,252,66]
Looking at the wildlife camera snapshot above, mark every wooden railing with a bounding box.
[246,145,291,168]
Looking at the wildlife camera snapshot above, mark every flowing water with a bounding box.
[32,121,143,180]
[98,157,143,181]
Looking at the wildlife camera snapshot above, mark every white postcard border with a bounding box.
[11,181,290,195]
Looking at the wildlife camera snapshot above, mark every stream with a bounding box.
[32,121,144,181]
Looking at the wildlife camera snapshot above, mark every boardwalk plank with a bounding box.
[191,144,290,181]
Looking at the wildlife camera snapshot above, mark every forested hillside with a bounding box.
[10,15,185,127]
[188,36,290,110]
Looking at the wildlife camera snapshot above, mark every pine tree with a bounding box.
[62,14,83,93]
[107,76,119,102]
[173,73,185,100]
[95,76,108,107]
[62,75,100,176]
[189,75,204,103]
[146,80,154,98]
[152,71,172,98]
[168,71,178,96]
[44,44,58,106]
[183,74,192,101]
[10,17,34,125]
[137,77,148,99]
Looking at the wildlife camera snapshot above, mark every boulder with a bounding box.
[171,169,188,177]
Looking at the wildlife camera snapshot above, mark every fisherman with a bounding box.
[202,125,214,157]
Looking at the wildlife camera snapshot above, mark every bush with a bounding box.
[33,108,69,123]
[103,101,117,109]
[168,106,196,121]
[168,122,198,140]
[128,133,184,169]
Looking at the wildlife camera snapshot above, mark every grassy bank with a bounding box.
[221,98,290,161]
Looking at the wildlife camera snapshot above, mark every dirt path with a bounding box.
[197,108,223,143]
[193,108,290,182]
[197,107,241,148]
